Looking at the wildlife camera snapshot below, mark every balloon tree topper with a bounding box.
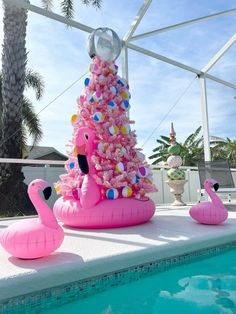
[87,27,122,61]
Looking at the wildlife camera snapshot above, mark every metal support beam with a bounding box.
[202,33,236,73]
[199,75,211,161]
[127,43,201,74]
[123,0,152,42]
[121,45,130,117]
[205,73,236,90]
[130,8,236,41]
[8,0,95,33]
[128,43,236,89]
[121,45,129,82]
[10,0,236,91]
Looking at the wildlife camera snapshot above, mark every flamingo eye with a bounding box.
[84,133,89,140]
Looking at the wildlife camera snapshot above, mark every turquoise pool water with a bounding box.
[45,249,236,314]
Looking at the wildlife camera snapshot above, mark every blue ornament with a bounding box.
[133,175,139,184]
[110,86,118,95]
[108,101,117,110]
[121,100,130,111]
[84,78,90,86]
[106,188,119,199]
[117,78,126,87]
[92,112,105,123]
[69,162,75,169]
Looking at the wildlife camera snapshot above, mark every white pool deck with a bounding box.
[1,205,236,302]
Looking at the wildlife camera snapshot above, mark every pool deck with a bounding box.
[1,205,236,302]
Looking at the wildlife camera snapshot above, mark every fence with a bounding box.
[1,159,236,214]
[23,164,236,206]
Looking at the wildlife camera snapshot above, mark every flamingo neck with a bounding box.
[29,192,58,228]
[205,184,224,208]
[87,152,96,175]
[88,160,95,174]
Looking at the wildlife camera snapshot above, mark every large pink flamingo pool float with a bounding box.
[53,127,155,228]
[0,179,64,259]
[189,178,228,225]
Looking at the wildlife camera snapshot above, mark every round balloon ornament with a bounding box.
[87,28,122,61]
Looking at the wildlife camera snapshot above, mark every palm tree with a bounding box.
[1,0,28,163]
[180,126,204,166]
[149,126,204,166]
[0,69,44,216]
[1,0,102,216]
[0,1,29,216]
[0,69,44,152]
[212,139,236,168]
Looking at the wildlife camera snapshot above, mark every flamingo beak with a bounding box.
[43,186,52,200]
[76,144,89,174]
[213,183,219,191]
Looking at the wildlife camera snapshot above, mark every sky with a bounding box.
[0,0,236,161]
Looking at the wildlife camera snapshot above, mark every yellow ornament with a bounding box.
[55,185,60,192]
[121,124,130,135]
[71,114,77,125]
[121,91,129,99]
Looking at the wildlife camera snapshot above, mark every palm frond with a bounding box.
[150,157,164,165]
[160,135,170,142]
[81,0,102,8]
[22,97,43,147]
[25,69,45,100]
[183,126,202,146]
[41,0,54,10]
[61,0,74,19]
[21,125,28,158]
[156,139,168,145]
[152,146,163,152]
[91,0,102,9]
[149,153,161,159]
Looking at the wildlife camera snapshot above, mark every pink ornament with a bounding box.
[138,166,149,177]
[80,108,89,118]
[93,90,103,102]
[167,155,182,168]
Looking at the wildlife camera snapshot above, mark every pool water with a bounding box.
[45,249,236,314]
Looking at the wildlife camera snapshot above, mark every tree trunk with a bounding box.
[0,1,35,216]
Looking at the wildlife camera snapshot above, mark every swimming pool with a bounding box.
[43,247,236,314]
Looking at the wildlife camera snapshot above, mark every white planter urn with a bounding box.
[166,179,187,206]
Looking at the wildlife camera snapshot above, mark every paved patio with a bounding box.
[0,205,236,302]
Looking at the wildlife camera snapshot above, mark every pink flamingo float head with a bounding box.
[0,179,64,259]
[189,178,228,225]
[75,127,96,174]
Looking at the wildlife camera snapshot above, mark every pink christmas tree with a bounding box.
[55,56,157,201]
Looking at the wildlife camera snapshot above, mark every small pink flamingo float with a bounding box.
[53,127,155,228]
[189,178,228,225]
[0,179,64,259]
